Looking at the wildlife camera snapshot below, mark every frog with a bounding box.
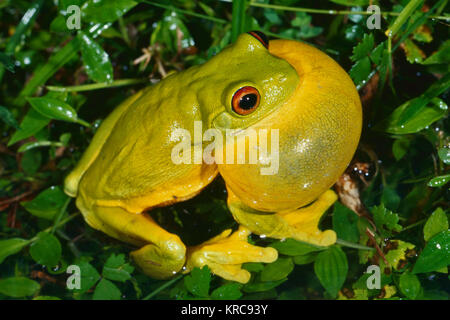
[64,31,362,284]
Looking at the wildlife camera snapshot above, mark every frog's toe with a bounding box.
[212,264,252,284]
[281,189,338,247]
[291,228,337,247]
[185,226,277,283]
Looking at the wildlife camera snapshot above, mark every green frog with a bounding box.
[64,31,362,284]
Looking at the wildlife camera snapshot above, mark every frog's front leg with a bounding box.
[227,189,338,247]
[185,226,278,284]
[76,197,186,279]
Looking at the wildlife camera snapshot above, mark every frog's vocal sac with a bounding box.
[64,31,362,284]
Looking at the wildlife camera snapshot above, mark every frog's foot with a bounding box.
[278,190,338,246]
[130,239,186,279]
[185,226,278,284]
[228,189,337,248]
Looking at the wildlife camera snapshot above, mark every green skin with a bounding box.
[64,33,361,284]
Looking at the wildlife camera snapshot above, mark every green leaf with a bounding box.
[399,272,421,299]
[428,174,450,188]
[29,232,62,267]
[27,97,89,126]
[370,42,385,65]
[78,31,113,83]
[412,25,433,43]
[184,266,211,297]
[423,40,450,65]
[15,36,81,107]
[0,106,19,129]
[293,253,317,265]
[18,140,64,153]
[33,296,61,300]
[210,283,242,300]
[413,231,450,274]
[0,238,29,264]
[74,260,101,294]
[397,72,450,126]
[102,253,134,282]
[289,12,323,39]
[242,262,264,272]
[269,239,325,256]
[438,148,450,164]
[5,1,43,52]
[242,278,287,293]
[83,0,137,23]
[93,278,121,300]
[376,98,448,135]
[150,11,195,52]
[381,185,401,211]
[402,38,425,64]
[314,246,348,297]
[381,240,415,271]
[332,202,359,243]
[260,257,294,282]
[0,53,15,73]
[21,186,69,220]
[349,56,371,87]
[371,204,402,237]
[21,149,42,175]
[351,33,374,62]
[0,277,40,298]
[392,138,410,161]
[386,0,424,38]
[8,108,50,146]
[424,208,449,241]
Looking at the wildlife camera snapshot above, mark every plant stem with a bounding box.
[336,238,375,251]
[51,197,72,234]
[141,0,227,24]
[231,0,248,42]
[142,274,184,300]
[248,1,449,20]
[29,212,81,242]
[46,78,148,92]
[401,218,427,232]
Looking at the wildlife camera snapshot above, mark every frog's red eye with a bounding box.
[231,86,260,116]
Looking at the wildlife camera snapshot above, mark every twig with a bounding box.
[0,190,34,207]
[142,274,184,300]
[248,1,449,20]
[365,228,388,266]
[46,78,148,92]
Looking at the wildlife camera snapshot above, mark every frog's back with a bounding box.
[65,73,218,213]
[64,88,146,198]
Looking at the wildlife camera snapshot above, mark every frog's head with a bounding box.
[214,37,363,212]
[191,31,299,131]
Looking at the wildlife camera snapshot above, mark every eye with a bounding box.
[231,86,260,116]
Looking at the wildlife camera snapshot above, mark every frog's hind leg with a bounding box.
[228,189,337,247]
[76,197,186,279]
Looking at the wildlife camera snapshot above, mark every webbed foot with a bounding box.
[185,226,277,283]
